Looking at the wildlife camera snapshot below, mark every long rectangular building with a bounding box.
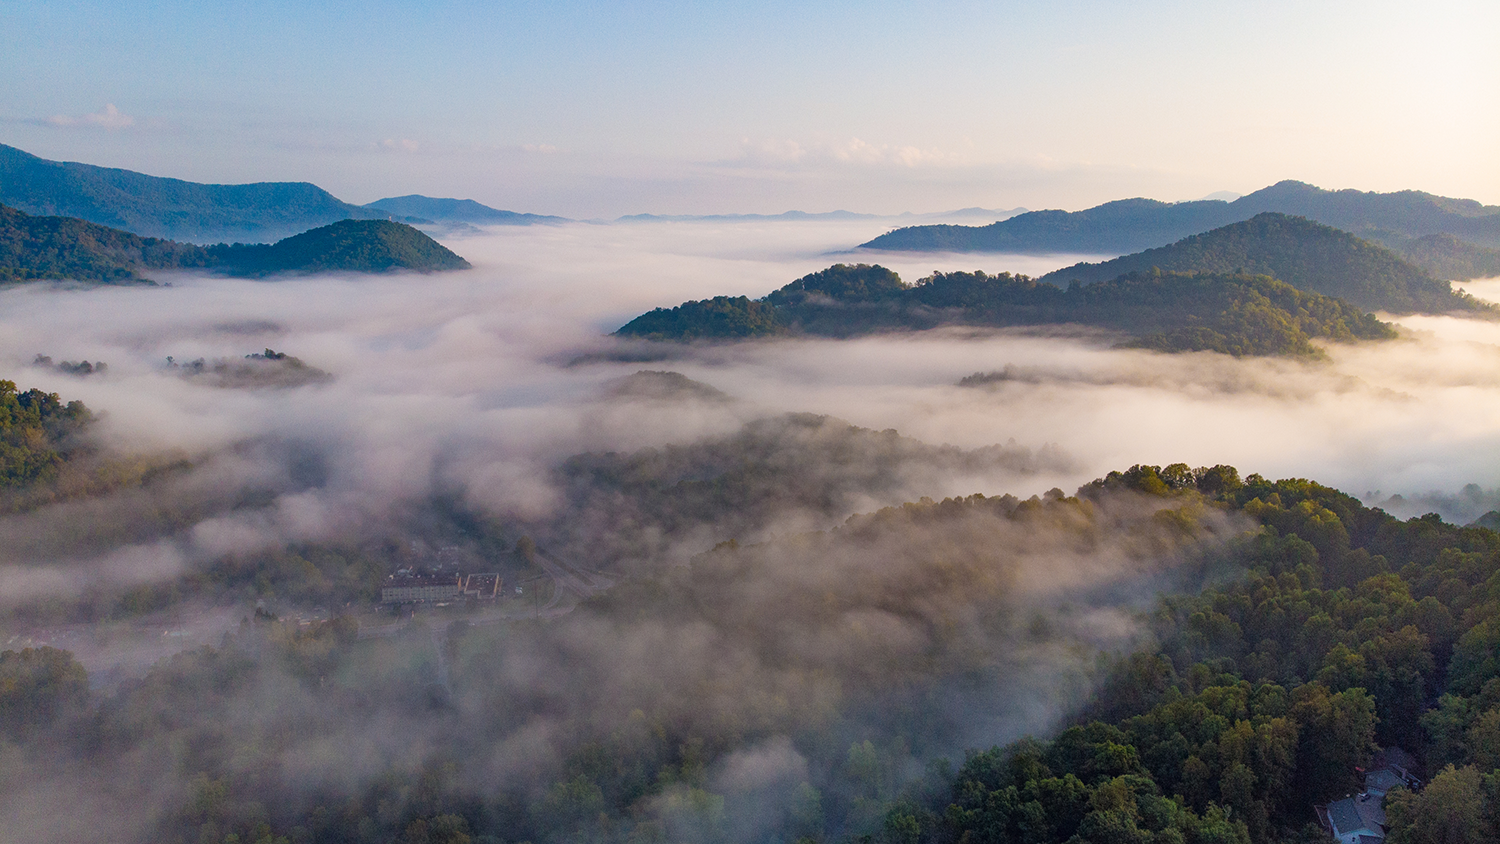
[381,576,461,604]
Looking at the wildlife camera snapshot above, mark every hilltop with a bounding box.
[206,218,471,276]
[861,179,1500,260]
[363,195,568,225]
[615,262,1396,358]
[0,205,469,283]
[0,142,386,243]
[1036,213,1493,314]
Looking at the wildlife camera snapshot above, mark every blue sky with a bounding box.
[2,0,1497,216]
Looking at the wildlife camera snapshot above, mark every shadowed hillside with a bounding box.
[0,142,384,243]
[862,179,1500,256]
[1,205,469,283]
[1036,213,1492,315]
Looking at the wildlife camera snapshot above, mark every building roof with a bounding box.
[1364,768,1407,795]
[1327,794,1385,836]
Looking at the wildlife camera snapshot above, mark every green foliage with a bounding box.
[0,378,90,488]
[763,263,908,305]
[617,260,1396,358]
[1385,765,1494,844]
[980,463,1500,842]
[0,203,203,283]
[613,295,788,340]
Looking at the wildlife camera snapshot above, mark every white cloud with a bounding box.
[46,103,134,129]
[730,136,959,170]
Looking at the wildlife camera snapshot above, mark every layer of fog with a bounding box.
[2,221,1498,612]
[4,218,1500,843]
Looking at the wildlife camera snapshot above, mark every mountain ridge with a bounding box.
[0,142,393,244]
[861,179,1500,257]
[0,204,469,283]
[363,195,568,225]
[1036,213,1492,314]
[613,262,1398,358]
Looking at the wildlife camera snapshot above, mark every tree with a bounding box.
[0,646,89,736]
[1386,765,1488,844]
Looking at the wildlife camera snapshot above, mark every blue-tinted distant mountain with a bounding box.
[861,180,1500,255]
[615,207,1026,224]
[0,142,385,244]
[617,210,879,223]
[362,195,568,225]
[916,206,1027,222]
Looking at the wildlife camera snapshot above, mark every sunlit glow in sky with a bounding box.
[2,0,1497,216]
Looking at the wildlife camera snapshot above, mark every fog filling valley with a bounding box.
[3,218,1500,842]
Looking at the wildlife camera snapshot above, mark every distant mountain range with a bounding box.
[614,207,1026,224]
[1036,213,1488,314]
[861,180,1500,257]
[0,204,469,284]
[611,213,1497,357]
[0,141,1038,240]
[363,195,568,225]
[0,142,391,244]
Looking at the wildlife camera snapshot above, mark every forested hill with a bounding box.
[933,464,1500,844]
[10,461,1500,843]
[0,142,385,243]
[204,219,471,276]
[1036,213,1492,315]
[860,179,1500,256]
[0,205,469,283]
[363,195,569,225]
[615,262,1396,358]
[0,203,206,283]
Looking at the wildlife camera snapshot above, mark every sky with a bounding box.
[1,0,1498,217]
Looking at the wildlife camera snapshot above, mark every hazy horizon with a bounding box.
[3,1,1496,217]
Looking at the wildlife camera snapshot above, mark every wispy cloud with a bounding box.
[45,103,135,129]
[375,137,420,152]
[731,136,961,169]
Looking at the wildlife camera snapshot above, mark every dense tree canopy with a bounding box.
[0,379,90,487]
[618,263,1396,358]
[6,460,1500,843]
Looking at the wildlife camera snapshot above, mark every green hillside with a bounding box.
[0,142,384,243]
[0,203,206,283]
[616,262,1395,358]
[0,205,468,283]
[206,219,471,276]
[1397,233,1500,282]
[1037,213,1492,314]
